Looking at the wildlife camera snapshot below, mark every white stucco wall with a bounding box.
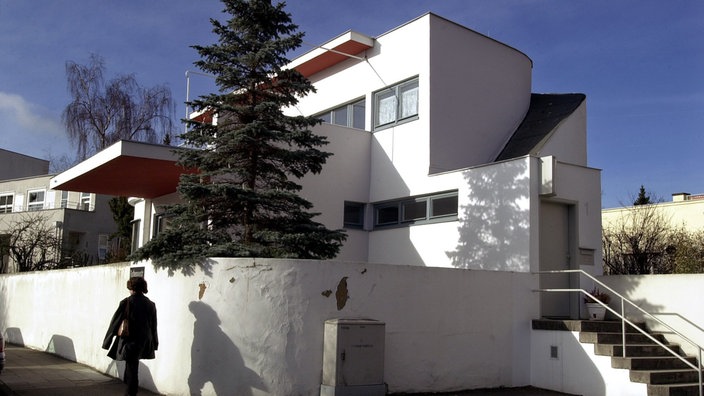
[428,15,532,173]
[0,259,539,395]
[535,101,588,167]
[530,329,646,396]
[599,274,704,359]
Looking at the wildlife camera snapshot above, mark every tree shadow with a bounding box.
[187,301,267,395]
[447,159,530,271]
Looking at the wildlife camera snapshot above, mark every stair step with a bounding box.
[596,343,684,358]
[581,331,666,344]
[532,319,646,334]
[631,369,702,385]
[613,356,699,371]
[647,382,702,396]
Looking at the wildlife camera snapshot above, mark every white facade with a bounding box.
[51,13,603,317]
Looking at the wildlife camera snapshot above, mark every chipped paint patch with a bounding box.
[335,277,349,310]
[321,290,332,297]
[198,282,207,300]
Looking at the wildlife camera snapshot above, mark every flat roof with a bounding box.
[50,141,190,199]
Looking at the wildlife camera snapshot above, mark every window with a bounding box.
[343,202,365,229]
[80,192,91,211]
[131,220,141,254]
[373,190,458,228]
[98,234,108,261]
[27,190,45,211]
[319,99,366,130]
[0,194,13,213]
[153,213,170,237]
[0,193,13,213]
[60,191,69,208]
[374,78,419,129]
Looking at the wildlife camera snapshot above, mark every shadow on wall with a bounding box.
[187,301,267,396]
[46,334,76,361]
[5,327,24,346]
[447,159,530,270]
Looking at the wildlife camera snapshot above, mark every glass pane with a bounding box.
[333,106,348,126]
[400,80,419,119]
[319,112,331,124]
[344,203,364,227]
[352,100,365,129]
[431,195,458,217]
[375,90,397,126]
[402,200,427,222]
[376,205,399,225]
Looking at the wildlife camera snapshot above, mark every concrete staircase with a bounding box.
[533,320,703,396]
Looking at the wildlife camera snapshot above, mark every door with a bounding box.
[539,201,573,318]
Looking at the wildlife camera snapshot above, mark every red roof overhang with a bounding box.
[50,141,193,199]
[290,31,374,78]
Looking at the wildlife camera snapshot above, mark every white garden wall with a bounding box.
[0,259,539,395]
[599,274,704,359]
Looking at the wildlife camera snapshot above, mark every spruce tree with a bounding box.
[132,0,346,271]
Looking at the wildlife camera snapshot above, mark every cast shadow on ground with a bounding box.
[187,301,267,396]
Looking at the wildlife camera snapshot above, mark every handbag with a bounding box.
[117,299,130,337]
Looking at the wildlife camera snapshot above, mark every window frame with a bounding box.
[80,192,91,211]
[373,77,419,130]
[343,201,366,229]
[0,193,13,214]
[27,189,46,211]
[318,98,366,130]
[373,190,458,229]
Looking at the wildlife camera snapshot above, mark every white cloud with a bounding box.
[0,91,64,135]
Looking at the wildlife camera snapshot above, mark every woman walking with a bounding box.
[103,277,158,396]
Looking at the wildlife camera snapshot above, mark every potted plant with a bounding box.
[584,287,611,320]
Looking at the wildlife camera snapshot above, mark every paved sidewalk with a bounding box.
[0,344,574,396]
[0,344,160,395]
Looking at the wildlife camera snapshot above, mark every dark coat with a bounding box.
[102,294,158,361]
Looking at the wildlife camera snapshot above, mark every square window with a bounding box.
[374,77,419,129]
[0,194,13,213]
[343,202,365,228]
[333,106,348,126]
[27,190,45,211]
[376,204,399,226]
[402,200,427,222]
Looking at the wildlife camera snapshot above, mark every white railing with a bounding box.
[535,269,703,396]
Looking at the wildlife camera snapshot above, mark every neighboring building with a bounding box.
[51,13,602,320]
[0,148,50,180]
[603,192,704,231]
[0,149,118,272]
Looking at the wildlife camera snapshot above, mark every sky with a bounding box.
[1,1,702,209]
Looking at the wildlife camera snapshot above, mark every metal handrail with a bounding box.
[535,269,703,396]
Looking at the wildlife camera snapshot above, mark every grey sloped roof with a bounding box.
[495,93,585,161]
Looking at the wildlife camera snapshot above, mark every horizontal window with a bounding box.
[373,191,458,229]
[318,99,366,130]
[374,77,419,130]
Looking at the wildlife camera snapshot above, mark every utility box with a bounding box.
[320,318,386,396]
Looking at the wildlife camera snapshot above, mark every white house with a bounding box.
[53,13,601,319]
[42,13,611,395]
